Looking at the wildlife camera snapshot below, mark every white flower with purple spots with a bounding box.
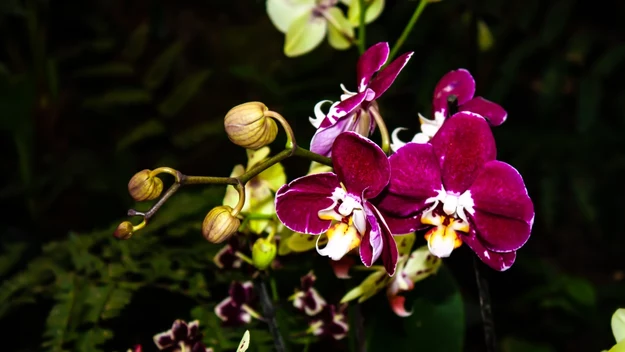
[378,112,535,271]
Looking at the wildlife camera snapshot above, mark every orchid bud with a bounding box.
[128,169,164,201]
[114,221,134,240]
[202,205,240,243]
[224,102,278,150]
[251,238,277,270]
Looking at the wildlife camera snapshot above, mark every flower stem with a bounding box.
[255,276,288,352]
[473,256,496,352]
[357,0,367,54]
[266,110,297,150]
[388,0,429,61]
[370,106,391,155]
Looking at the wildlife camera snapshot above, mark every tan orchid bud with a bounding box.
[202,205,240,243]
[251,237,277,270]
[224,102,278,150]
[114,221,134,240]
[128,169,164,201]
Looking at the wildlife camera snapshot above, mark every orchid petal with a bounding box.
[390,127,409,152]
[613,309,625,343]
[341,269,388,303]
[356,42,389,92]
[469,160,534,223]
[346,0,385,26]
[472,210,532,252]
[310,100,335,128]
[460,96,507,126]
[326,7,354,50]
[224,165,248,211]
[246,147,271,169]
[275,173,340,234]
[330,256,355,279]
[432,69,476,115]
[311,113,356,157]
[430,112,496,193]
[332,132,390,198]
[258,161,287,192]
[366,202,399,275]
[388,294,412,317]
[368,51,413,99]
[266,0,316,33]
[380,142,442,213]
[382,211,423,234]
[321,91,368,128]
[284,11,327,57]
[462,232,516,271]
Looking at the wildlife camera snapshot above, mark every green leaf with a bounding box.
[75,328,113,352]
[158,69,211,117]
[116,119,166,151]
[366,265,464,352]
[100,287,133,320]
[170,120,224,148]
[0,242,28,276]
[122,22,150,62]
[83,89,151,109]
[73,63,135,78]
[83,285,114,324]
[143,41,184,90]
[562,276,596,308]
[42,274,75,352]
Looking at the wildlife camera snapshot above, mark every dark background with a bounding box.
[1,0,624,351]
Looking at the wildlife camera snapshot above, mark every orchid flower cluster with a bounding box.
[114,39,534,347]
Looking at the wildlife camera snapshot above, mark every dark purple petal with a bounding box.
[356,42,390,91]
[472,210,531,252]
[367,202,399,275]
[214,298,250,326]
[382,212,424,234]
[275,173,340,234]
[154,331,175,349]
[320,91,368,128]
[187,320,199,339]
[191,342,210,352]
[460,96,507,126]
[368,51,413,100]
[469,160,534,222]
[300,271,316,290]
[430,112,496,193]
[432,69,476,115]
[332,132,390,198]
[386,142,442,207]
[311,114,357,157]
[229,281,254,305]
[171,320,188,342]
[462,232,516,271]
[359,228,373,267]
[214,244,242,269]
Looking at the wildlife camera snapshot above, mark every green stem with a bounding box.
[388,0,429,61]
[370,105,390,155]
[358,0,367,54]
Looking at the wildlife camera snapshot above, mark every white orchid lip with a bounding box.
[316,222,361,260]
[424,186,475,223]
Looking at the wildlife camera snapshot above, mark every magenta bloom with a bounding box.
[378,112,534,271]
[391,69,507,149]
[309,42,413,156]
[152,319,212,352]
[275,132,399,275]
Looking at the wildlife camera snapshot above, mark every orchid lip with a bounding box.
[425,187,475,223]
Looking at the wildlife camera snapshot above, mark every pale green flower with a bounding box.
[607,309,625,352]
[223,147,286,234]
[339,0,385,27]
[266,0,355,57]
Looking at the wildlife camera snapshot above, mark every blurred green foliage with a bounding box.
[0,0,624,351]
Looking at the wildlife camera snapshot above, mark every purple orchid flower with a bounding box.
[377,112,534,271]
[215,281,259,326]
[391,69,507,150]
[291,271,327,316]
[308,304,349,340]
[275,132,399,275]
[153,319,213,352]
[309,42,413,157]
[213,237,244,269]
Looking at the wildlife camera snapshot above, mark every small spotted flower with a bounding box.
[152,319,213,352]
[215,281,261,326]
[308,304,349,340]
[290,271,327,316]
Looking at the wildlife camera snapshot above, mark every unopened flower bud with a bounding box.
[252,238,277,270]
[224,102,278,150]
[128,169,164,201]
[202,205,240,243]
[114,221,134,240]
